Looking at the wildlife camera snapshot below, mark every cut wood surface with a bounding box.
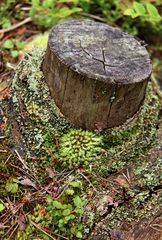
[43,19,152,130]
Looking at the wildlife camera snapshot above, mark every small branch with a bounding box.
[0,136,5,139]
[30,220,68,240]
[77,170,98,193]
[79,12,106,23]
[14,149,30,170]
[0,17,31,34]
[150,225,162,232]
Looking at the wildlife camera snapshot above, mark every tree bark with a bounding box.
[43,20,152,130]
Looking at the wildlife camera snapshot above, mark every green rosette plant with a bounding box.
[59,129,102,169]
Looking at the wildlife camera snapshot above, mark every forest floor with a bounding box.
[0,9,162,240]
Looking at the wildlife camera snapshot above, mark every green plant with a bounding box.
[46,180,87,239]
[0,203,5,212]
[2,39,25,58]
[59,129,102,169]
[29,0,82,28]
[0,0,19,29]
[5,178,19,194]
[124,2,161,22]
[16,204,52,240]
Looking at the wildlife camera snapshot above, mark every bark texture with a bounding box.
[43,19,152,130]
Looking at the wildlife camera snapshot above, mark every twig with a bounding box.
[79,12,106,23]
[9,163,41,186]
[8,224,19,240]
[0,17,31,34]
[0,149,7,152]
[78,170,98,193]
[4,154,12,165]
[13,150,41,185]
[0,136,5,139]
[150,225,162,232]
[14,149,30,170]
[122,169,131,184]
[55,176,76,199]
[30,220,68,240]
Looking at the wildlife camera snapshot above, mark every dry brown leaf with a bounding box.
[115,175,129,187]
[19,178,37,189]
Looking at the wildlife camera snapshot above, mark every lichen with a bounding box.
[9,48,160,176]
[2,48,160,239]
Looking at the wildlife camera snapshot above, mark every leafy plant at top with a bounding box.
[124,2,161,22]
[29,0,82,28]
[59,129,102,169]
[0,0,19,29]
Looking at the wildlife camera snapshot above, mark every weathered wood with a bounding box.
[43,20,152,130]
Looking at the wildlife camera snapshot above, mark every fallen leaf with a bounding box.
[0,124,7,129]
[0,88,10,100]
[0,80,9,92]
[115,175,129,187]
[19,178,37,189]
[46,167,55,178]
[17,213,26,230]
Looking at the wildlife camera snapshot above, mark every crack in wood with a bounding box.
[101,48,106,74]
[79,39,122,69]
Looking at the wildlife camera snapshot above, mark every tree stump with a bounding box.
[43,20,152,130]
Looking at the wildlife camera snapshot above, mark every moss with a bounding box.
[2,48,160,239]
[88,192,161,238]
[59,129,102,169]
[15,204,51,240]
[94,83,160,175]
[8,48,160,177]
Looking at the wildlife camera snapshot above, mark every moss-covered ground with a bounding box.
[0,49,161,240]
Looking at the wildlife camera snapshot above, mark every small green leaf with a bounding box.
[146,3,159,17]
[15,41,24,49]
[43,0,55,8]
[74,196,82,207]
[0,203,5,212]
[2,18,11,29]
[11,50,19,58]
[5,183,18,193]
[64,215,74,221]
[146,3,161,20]
[76,231,83,238]
[31,0,40,8]
[3,40,14,49]
[58,0,78,3]
[124,8,136,18]
[134,2,146,15]
[47,195,53,203]
[69,214,76,219]
[66,188,75,195]
[75,207,84,215]
[63,209,71,216]
[52,201,62,209]
[70,181,80,188]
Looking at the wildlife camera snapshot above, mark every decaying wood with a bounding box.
[43,19,152,130]
[110,216,162,240]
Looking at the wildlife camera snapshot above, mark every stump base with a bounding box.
[3,49,161,240]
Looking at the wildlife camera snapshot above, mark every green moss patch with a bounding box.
[0,48,161,240]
